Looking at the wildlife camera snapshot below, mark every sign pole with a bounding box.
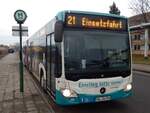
[19,23,24,92]
[13,9,27,93]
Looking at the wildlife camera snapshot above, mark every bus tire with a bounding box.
[40,70,46,91]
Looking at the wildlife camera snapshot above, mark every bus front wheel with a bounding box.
[40,70,46,91]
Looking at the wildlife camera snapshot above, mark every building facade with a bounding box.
[129,13,150,57]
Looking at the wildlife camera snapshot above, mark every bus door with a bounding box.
[46,34,56,97]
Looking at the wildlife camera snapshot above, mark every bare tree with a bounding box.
[129,0,150,22]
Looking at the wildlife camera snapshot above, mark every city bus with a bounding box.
[24,10,132,105]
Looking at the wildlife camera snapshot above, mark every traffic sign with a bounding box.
[12,26,28,31]
[12,30,28,36]
[12,26,28,36]
[14,10,27,24]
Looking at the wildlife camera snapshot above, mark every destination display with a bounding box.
[65,13,127,31]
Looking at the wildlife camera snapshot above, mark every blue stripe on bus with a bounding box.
[55,89,132,105]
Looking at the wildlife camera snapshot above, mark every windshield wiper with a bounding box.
[88,58,110,68]
[104,49,129,64]
[65,68,131,81]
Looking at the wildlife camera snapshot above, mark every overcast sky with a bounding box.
[0,0,132,45]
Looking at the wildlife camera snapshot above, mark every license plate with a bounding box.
[96,96,111,102]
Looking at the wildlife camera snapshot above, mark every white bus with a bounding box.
[24,10,132,105]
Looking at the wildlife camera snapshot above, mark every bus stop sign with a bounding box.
[14,10,27,24]
[13,9,27,92]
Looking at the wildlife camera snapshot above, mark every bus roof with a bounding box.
[56,10,127,21]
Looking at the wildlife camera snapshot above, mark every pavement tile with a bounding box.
[0,93,3,102]
[27,110,38,113]
[4,92,13,101]
[0,53,53,113]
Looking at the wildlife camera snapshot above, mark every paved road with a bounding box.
[41,71,150,113]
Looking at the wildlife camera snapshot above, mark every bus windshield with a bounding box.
[64,30,130,80]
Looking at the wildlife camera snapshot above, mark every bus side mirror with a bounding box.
[54,21,63,42]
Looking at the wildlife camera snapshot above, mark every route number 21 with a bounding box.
[67,16,76,25]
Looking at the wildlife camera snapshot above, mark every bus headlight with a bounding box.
[62,89,71,97]
[124,84,132,91]
[61,89,77,98]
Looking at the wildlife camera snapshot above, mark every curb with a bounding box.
[133,69,150,73]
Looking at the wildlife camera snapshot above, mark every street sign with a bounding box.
[14,10,27,24]
[12,31,28,36]
[12,26,28,31]
[12,26,28,36]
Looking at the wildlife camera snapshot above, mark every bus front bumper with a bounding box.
[55,89,132,105]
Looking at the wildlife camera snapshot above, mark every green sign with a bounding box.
[14,10,27,24]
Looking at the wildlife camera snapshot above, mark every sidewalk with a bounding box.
[133,64,150,73]
[0,53,52,113]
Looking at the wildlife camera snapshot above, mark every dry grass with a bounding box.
[132,54,150,64]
